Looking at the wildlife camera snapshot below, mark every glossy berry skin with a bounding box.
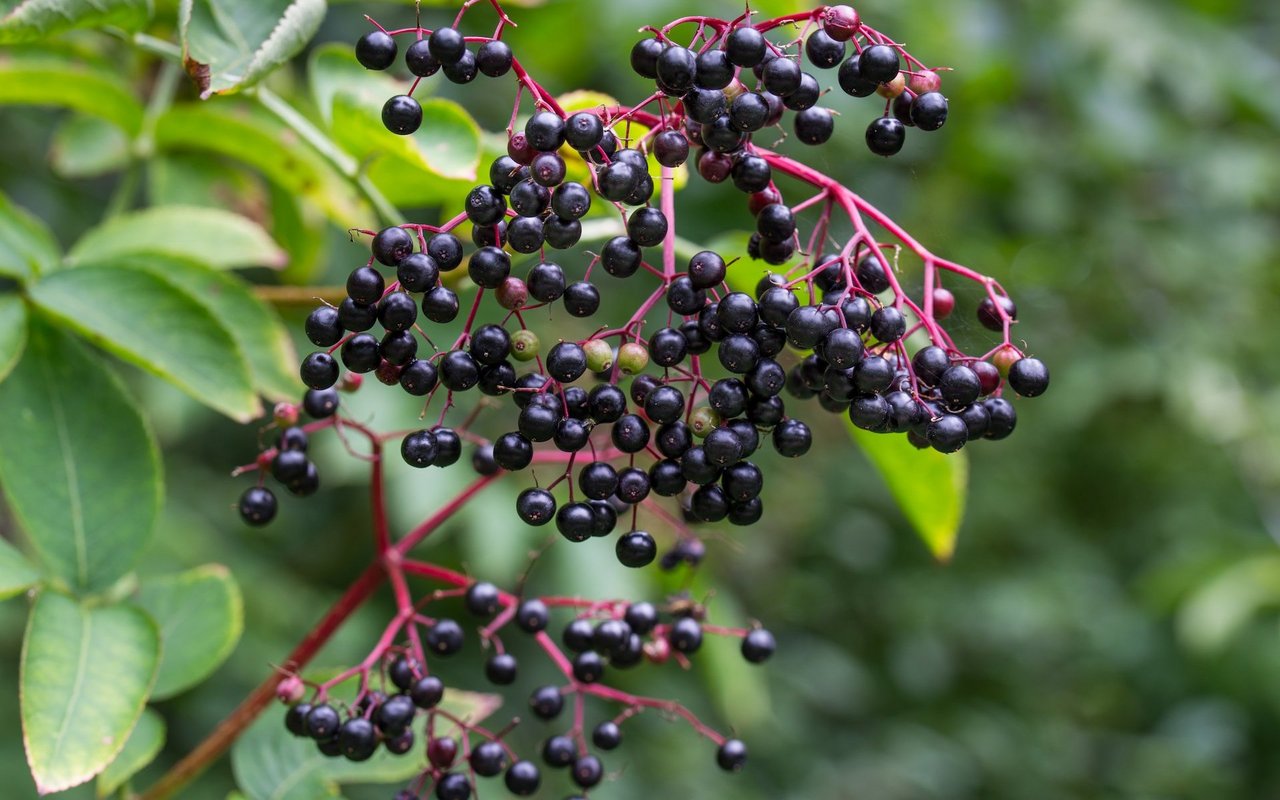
[516,488,556,526]
[741,628,776,663]
[927,413,969,453]
[356,30,397,70]
[1008,357,1050,397]
[529,685,564,719]
[859,44,901,83]
[382,95,422,135]
[866,116,907,156]
[795,108,835,144]
[725,26,767,67]
[592,721,622,750]
[465,581,501,616]
[428,27,466,64]
[656,46,697,95]
[911,91,950,131]
[668,616,703,653]
[630,38,663,78]
[238,486,277,526]
[477,39,513,77]
[485,653,519,685]
[516,599,549,633]
[616,530,657,568]
[805,30,846,69]
[717,739,748,771]
[977,295,1018,331]
[305,704,341,740]
[838,56,879,97]
[505,761,541,796]
[338,718,377,761]
[427,619,465,656]
[405,39,440,77]
[571,755,604,789]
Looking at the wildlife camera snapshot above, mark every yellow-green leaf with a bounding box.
[0,54,143,134]
[96,707,165,798]
[134,564,243,699]
[20,591,160,794]
[67,205,286,270]
[848,423,968,561]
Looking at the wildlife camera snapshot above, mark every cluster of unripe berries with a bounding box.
[280,583,773,797]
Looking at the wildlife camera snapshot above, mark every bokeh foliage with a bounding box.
[1,0,1279,797]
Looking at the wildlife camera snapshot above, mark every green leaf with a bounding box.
[0,320,160,592]
[154,102,369,227]
[68,205,287,270]
[847,423,968,561]
[0,293,28,383]
[179,0,325,97]
[0,188,60,281]
[28,264,262,421]
[20,591,160,794]
[50,115,131,178]
[96,707,165,798]
[134,564,243,699]
[0,54,143,134]
[118,254,298,401]
[0,0,151,44]
[0,536,40,600]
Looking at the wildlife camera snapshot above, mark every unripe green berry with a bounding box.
[992,345,1020,377]
[583,339,614,373]
[512,330,541,362]
[617,342,649,375]
[690,406,721,438]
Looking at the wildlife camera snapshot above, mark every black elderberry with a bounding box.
[427,619,464,656]
[505,760,541,796]
[401,430,439,468]
[593,720,622,750]
[431,427,462,468]
[717,739,748,771]
[579,462,619,500]
[617,530,657,568]
[422,286,460,323]
[435,772,471,800]
[467,246,510,290]
[668,616,704,653]
[405,39,440,77]
[718,333,760,374]
[859,44,900,83]
[911,91,949,131]
[611,414,651,453]
[870,306,907,343]
[356,30,397,70]
[756,204,796,244]
[984,397,1017,439]
[681,446,722,485]
[516,487,557,526]
[427,233,463,271]
[530,151,566,187]
[438,350,479,392]
[731,154,772,194]
[1008,357,1050,397]
[551,182,591,221]
[939,364,982,408]
[805,29,846,68]
[513,599,548,634]
[656,45,698,95]
[305,704,341,740]
[300,352,339,391]
[493,432,533,471]
[377,291,418,333]
[382,95,422,136]
[428,27,466,64]
[572,650,606,683]
[477,39,514,77]
[926,413,969,453]
[762,57,802,96]
[854,354,895,394]
[784,72,822,111]
[305,305,343,347]
[471,740,507,777]
[571,755,604,789]
[615,466,651,504]
[772,418,812,457]
[464,581,501,617]
[399,359,438,396]
[285,702,311,737]
[529,686,564,720]
[339,718,378,761]
[541,735,576,768]
[376,694,416,733]
[469,324,511,366]
[691,484,730,522]
[650,459,688,496]
[838,55,879,97]
[410,675,445,708]
[239,486,277,526]
[556,502,595,542]
[795,107,836,144]
[866,115,907,156]
[627,207,668,247]
[725,26,766,67]
[303,388,340,419]
[485,653,518,685]
[631,38,663,78]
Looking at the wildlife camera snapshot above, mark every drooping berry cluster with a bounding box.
[232,3,1049,798]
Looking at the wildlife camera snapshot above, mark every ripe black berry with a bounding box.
[717,739,748,771]
[725,26,766,67]
[401,430,439,468]
[471,741,507,777]
[859,44,900,83]
[529,685,564,719]
[617,530,657,568]
[505,761,541,796]
[592,721,622,750]
[795,107,835,144]
[410,675,445,708]
[406,39,440,77]
[668,616,703,653]
[428,27,466,64]
[516,488,557,526]
[238,486,277,526]
[485,653,518,685]
[866,115,906,156]
[382,95,422,135]
[477,39,513,77]
[1008,357,1050,397]
[911,91,949,131]
[356,30,397,70]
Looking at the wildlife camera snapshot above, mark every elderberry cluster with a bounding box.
[281,584,772,797]
[232,2,1050,797]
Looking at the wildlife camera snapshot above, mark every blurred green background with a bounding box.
[3,0,1280,798]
